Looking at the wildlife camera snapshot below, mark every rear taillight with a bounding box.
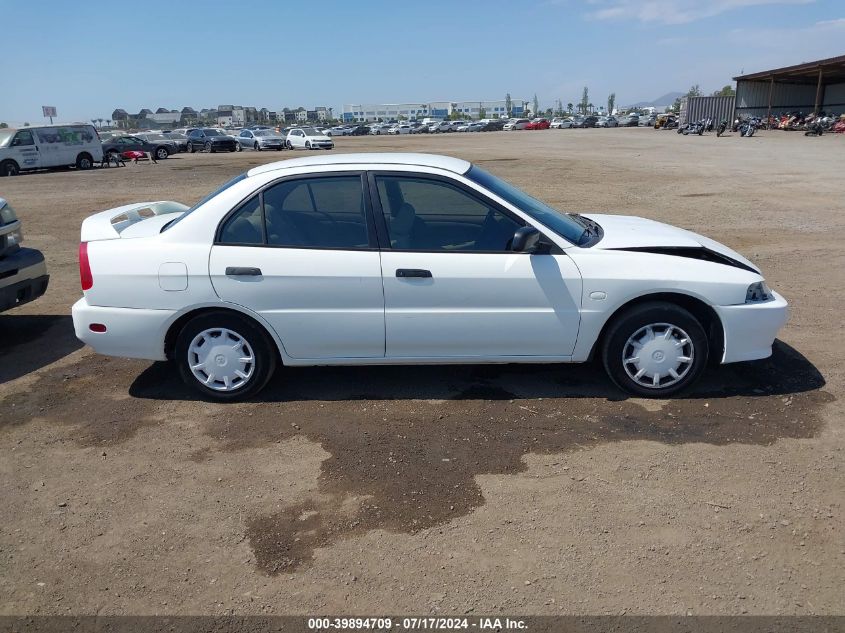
[79,242,93,290]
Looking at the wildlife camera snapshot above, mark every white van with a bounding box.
[0,125,103,176]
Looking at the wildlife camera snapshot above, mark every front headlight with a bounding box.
[1,203,17,225]
[746,281,773,303]
[4,227,23,247]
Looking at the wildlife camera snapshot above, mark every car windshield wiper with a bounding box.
[567,213,600,245]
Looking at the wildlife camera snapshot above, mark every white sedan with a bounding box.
[285,127,334,150]
[72,153,787,401]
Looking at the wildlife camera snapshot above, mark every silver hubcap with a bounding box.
[622,323,694,389]
[187,328,255,392]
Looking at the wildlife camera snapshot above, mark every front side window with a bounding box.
[13,130,34,146]
[375,176,521,252]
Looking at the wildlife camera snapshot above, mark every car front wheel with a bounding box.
[601,301,708,397]
[175,311,277,401]
[155,147,169,160]
[0,160,19,176]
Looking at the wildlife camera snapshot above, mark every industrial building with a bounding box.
[733,54,845,118]
[341,99,527,123]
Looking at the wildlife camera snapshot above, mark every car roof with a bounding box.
[248,153,472,177]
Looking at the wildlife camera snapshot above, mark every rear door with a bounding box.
[209,172,385,360]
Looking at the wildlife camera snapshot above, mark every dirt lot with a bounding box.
[1,129,843,617]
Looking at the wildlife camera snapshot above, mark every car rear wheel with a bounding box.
[601,301,708,397]
[175,312,277,402]
[155,147,169,160]
[0,160,19,177]
[76,153,94,170]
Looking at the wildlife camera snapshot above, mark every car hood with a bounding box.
[583,213,760,273]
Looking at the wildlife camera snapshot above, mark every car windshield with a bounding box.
[161,173,247,232]
[253,130,274,137]
[143,134,167,140]
[0,129,14,147]
[203,129,222,136]
[165,132,186,138]
[465,165,590,246]
[300,127,319,135]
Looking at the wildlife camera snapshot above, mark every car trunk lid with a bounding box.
[80,201,189,241]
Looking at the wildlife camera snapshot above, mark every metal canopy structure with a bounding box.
[734,55,845,85]
[733,55,845,118]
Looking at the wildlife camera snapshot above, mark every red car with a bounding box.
[525,118,550,130]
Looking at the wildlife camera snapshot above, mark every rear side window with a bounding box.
[216,175,370,249]
[264,177,368,248]
[218,195,263,244]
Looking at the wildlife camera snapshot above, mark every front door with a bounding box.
[209,173,385,360]
[372,173,582,359]
[10,129,40,171]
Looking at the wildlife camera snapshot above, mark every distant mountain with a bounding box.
[628,92,684,108]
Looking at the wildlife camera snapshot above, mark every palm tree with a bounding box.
[587,103,594,114]
[106,119,112,129]
[97,118,104,128]
[91,119,97,128]
[567,102,573,114]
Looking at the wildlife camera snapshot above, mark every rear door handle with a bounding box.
[225,266,262,276]
[396,269,432,278]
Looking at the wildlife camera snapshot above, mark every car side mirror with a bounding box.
[512,226,547,253]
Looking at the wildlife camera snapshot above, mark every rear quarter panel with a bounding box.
[84,238,217,310]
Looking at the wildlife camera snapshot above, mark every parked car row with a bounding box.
[321,115,657,136]
[123,126,335,153]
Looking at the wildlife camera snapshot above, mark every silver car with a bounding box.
[238,129,285,151]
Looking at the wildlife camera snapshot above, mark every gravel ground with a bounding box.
[0,128,842,616]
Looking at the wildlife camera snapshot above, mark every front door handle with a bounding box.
[225,266,262,276]
[396,269,432,278]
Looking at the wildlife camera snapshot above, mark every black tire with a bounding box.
[76,153,94,170]
[286,140,293,149]
[187,143,194,153]
[305,141,311,149]
[204,141,213,153]
[175,311,277,402]
[601,301,708,397]
[254,142,260,151]
[1,160,20,176]
[155,147,169,160]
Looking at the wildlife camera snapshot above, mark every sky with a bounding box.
[1,0,843,125]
